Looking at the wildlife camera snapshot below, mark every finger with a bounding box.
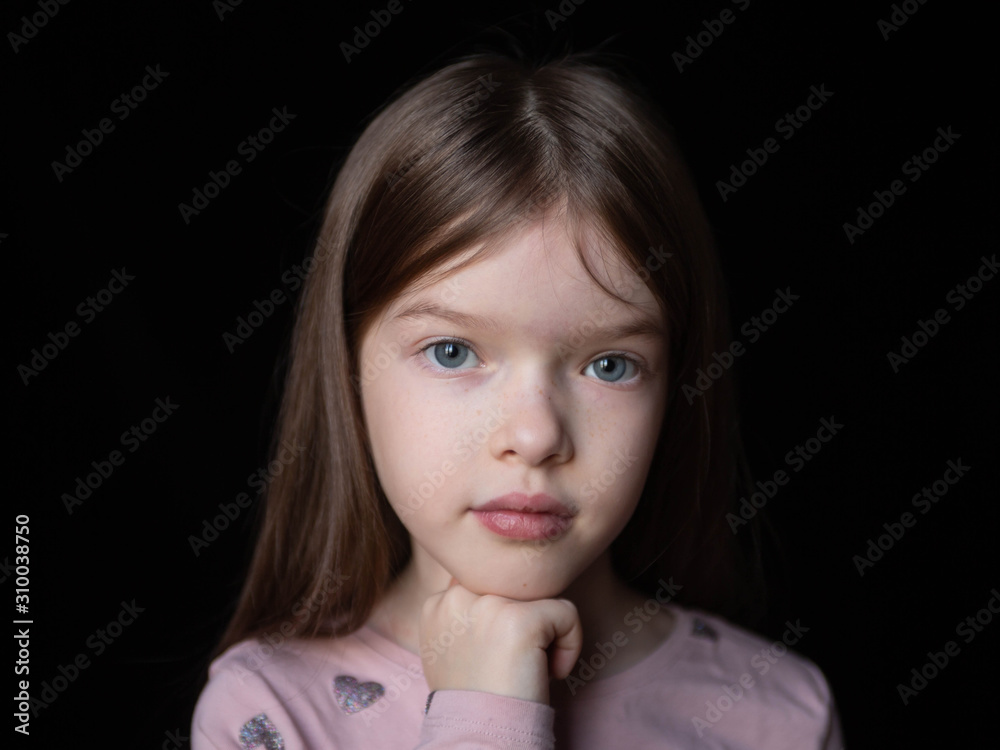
[534,599,583,680]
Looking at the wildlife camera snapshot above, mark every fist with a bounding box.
[419,577,582,705]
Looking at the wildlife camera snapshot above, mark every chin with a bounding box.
[459,569,575,601]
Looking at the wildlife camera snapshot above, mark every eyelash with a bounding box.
[416,336,649,385]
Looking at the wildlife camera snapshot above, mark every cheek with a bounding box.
[587,395,662,457]
[364,371,463,507]
[362,376,408,500]
[584,399,663,513]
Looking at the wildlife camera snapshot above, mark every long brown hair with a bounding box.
[212,49,766,662]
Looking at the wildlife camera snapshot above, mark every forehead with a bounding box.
[381,217,665,339]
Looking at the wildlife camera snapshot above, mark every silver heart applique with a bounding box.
[334,675,385,714]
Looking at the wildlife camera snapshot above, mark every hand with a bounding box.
[419,577,582,705]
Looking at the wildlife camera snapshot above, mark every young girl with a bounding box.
[192,49,844,749]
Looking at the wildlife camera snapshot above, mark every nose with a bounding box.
[487,369,573,467]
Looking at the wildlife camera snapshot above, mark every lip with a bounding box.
[471,493,574,540]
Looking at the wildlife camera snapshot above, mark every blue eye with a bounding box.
[422,339,480,369]
[585,355,638,383]
[419,339,643,383]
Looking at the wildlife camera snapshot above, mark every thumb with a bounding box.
[547,600,583,681]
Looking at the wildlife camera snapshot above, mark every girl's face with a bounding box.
[359,214,670,600]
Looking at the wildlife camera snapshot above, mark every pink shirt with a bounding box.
[192,603,844,748]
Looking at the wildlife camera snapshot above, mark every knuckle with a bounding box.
[493,601,531,632]
[559,598,579,616]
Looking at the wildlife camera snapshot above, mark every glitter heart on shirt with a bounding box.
[239,713,284,749]
[334,675,385,714]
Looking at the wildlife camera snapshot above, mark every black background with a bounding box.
[5,0,997,746]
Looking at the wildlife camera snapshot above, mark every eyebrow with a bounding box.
[389,301,666,341]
